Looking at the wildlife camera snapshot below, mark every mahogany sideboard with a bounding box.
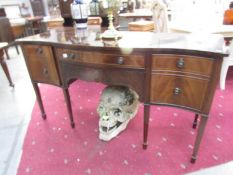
[17,27,226,163]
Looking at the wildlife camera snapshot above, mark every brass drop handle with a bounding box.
[176,58,185,69]
[43,68,48,75]
[36,47,43,54]
[173,87,182,95]
[117,57,124,65]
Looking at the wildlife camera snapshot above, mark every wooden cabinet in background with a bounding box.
[58,0,73,26]
[30,0,45,16]
[0,8,6,17]
[59,0,73,18]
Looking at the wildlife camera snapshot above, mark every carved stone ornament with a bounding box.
[97,85,139,141]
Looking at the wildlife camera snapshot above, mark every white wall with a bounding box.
[170,0,232,27]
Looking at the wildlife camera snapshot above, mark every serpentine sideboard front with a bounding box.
[17,27,226,163]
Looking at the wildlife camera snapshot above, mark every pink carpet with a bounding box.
[17,69,233,175]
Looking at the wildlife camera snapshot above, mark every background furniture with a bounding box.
[43,17,64,28]
[220,40,233,90]
[24,16,44,36]
[87,17,102,25]
[118,9,152,30]
[11,23,25,38]
[0,42,14,87]
[30,0,45,16]
[18,28,225,163]
[0,8,6,17]
[58,0,73,26]
[119,10,152,21]
[128,20,154,31]
[0,16,19,59]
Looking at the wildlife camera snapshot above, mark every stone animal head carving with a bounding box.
[97,86,139,141]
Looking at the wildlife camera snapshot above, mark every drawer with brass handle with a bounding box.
[150,74,209,110]
[56,48,145,69]
[62,53,77,60]
[152,54,214,76]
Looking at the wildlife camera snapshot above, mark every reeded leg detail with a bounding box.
[143,104,150,150]
[191,115,208,163]
[62,88,75,128]
[192,113,199,129]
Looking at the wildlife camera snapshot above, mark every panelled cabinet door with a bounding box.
[30,0,45,16]
[59,0,73,18]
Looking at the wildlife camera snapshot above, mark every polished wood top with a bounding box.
[17,27,226,56]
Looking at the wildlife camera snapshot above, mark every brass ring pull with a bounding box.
[43,68,48,75]
[176,58,185,69]
[117,57,124,65]
[173,87,182,95]
[36,47,43,54]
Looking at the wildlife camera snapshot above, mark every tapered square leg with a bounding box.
[62,88,75,128]
[191,115,208,163]
[0,51,14,87]
[143,104,150,149]
[32,83,46,120]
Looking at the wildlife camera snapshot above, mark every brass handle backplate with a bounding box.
[176,58,185,69]
[117,57,124,65]
[173,87,182,95]
[68,53,76,59]
[43,68,48,75]
[36,47,43,55]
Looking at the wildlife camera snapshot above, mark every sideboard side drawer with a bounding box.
[22,45,60,85]
[150,74,209,110]
[152,54,214,76]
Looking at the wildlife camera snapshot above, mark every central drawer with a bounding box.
[152,54,214,76]
[56,48,145,69]
[150,74,209,110]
